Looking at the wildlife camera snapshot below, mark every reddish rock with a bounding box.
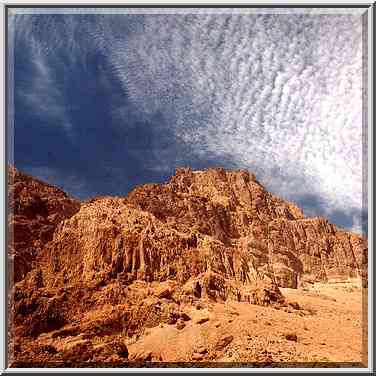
[195,316,210,325]
[19,166,366,293]
[8,166,367,366]
[284,333,298,342]
[95,340,129,359]
[191,352,204,361]
[214,335,234,350]
[176,319,186,330]
[129,350,162,362]
[196,346,208,354]
[8,165,80,282]
[180,313,191,321]
[155,285,172,299]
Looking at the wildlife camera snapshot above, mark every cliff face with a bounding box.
[8,166,367,366]
[8,166,80,282]
[34,166,366,292]
[8,168,367,366]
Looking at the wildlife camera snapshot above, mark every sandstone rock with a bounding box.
[191,352,204,361]
[179,312,191,321]
[10,166,367,292]
[8,166,80,283]
[214,335,234,350]
[196,346,208,354]
[129,350,152,362]
[36,344,57,355]
[61,340,94,361]
[155,286,172,299]
[284,333,298,342]
[129,350,162,362]
[176,319,186,330]
[195,316,210,325]
[28,167,366,293]
[95,340,129,359]
[8,166,368,366]
[288,301,300,310]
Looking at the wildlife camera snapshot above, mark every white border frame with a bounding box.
[1,1,373,373]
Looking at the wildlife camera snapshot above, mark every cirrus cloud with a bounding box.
[10,9,367,236]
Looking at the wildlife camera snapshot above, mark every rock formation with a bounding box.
[8,166,80,282]
[8,165,367,366]
[37,167,365,288]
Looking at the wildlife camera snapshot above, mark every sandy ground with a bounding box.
[126,280,367,366]
[17,279,367,368]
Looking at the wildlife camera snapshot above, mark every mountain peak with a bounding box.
[9,166,367,365]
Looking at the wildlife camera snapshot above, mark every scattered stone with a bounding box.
[288,301,300,310]
[129,350,152,362]
[191,352,204,361]
[195,316,210,324]
[155,286,172,299]
[214,335,234,350]
[37,344,57,354]
[180,313,191,321]
[284,333,298,342]
[95,340,129,359]
[196,346,208,354]
[176,319,186,330]
[166,312,179,325]
[110,340,129,359]
[61,340,93,361]
[167,317,178,325]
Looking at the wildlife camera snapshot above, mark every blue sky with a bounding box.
[9,9,367,236]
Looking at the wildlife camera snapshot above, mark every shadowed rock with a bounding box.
[8,166,367,365]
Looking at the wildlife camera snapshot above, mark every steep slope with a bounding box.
[35,167,367,292]
[8,165,81,282]
[126,168,367,287]
[9,166,367,366]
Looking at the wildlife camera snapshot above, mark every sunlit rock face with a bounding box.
[8,165,80,282]
[14,166,365,292]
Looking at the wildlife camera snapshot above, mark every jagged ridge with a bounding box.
[38,166,367,291]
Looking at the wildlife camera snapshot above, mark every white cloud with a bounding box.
[13,15,73,133]
[13,11,366,232]
[108,12,365,224]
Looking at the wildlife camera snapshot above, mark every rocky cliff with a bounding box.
[36,167,366,290]
[8,166,367,365]
[8,166,80,282]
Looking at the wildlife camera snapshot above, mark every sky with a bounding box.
[8,8,368,236]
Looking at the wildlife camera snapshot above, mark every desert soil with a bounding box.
[126,280,366,365]
[16,279,366,367]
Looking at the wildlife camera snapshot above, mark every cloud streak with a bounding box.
[10,10,367,236]
[110,13,365,227]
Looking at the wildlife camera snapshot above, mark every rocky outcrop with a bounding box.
[267,218,367,287]
[8,165,367,366]
[8,166,80,282]
[19,166,364,304]
[125,167,367,287]
[11,166,367,290]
